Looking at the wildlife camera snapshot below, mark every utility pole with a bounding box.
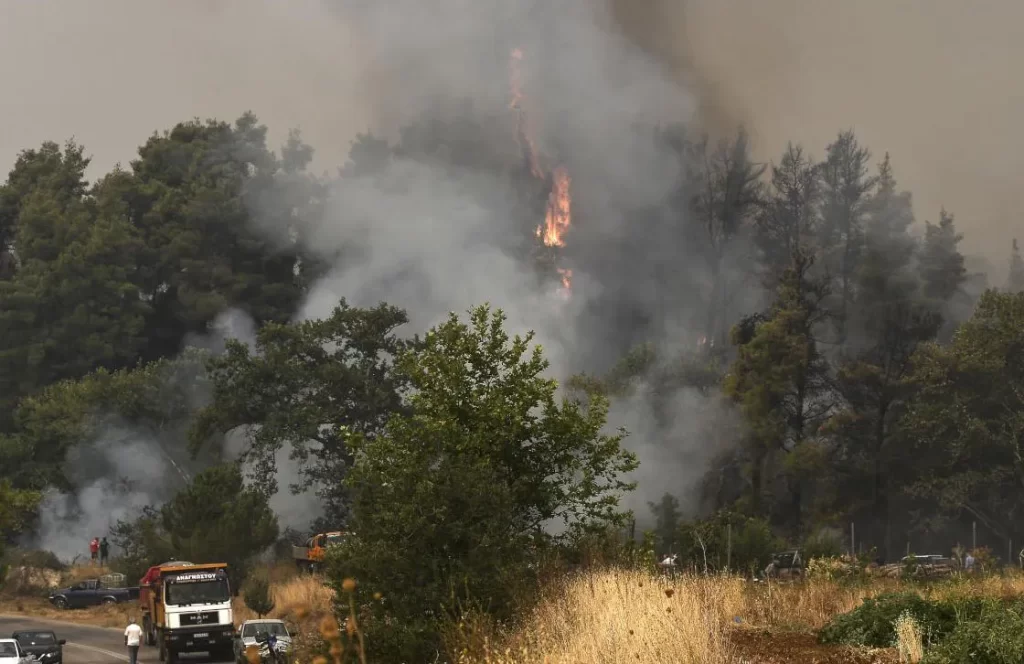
[726,524,732,570]
[850,522,855,558]
[972,521,977,551]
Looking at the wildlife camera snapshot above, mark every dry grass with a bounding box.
[233,572,336,623]
[9,561,1024,663]
[0,596,133,628]
[893,611,924,663]
[453,569,739,664]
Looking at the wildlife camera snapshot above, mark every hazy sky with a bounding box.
[2,0,1021,266]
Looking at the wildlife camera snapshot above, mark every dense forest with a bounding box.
[1,101,1023,651]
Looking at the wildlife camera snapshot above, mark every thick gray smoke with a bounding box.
[30,309,320,562]
[281,0,733,521]
[33,420,202,562]
[4,0,744,534]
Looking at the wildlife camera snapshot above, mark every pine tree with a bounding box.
[724,253,832,528]
[818,131,878,344]
[754,144,822,288]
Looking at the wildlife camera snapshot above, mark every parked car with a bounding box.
[11,632,64,664]
[0,638,35,664]
[48,578,140,609]
[232,620,292,664]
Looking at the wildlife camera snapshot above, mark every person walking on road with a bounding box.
[125,617,142,664]
[99,537,110,566]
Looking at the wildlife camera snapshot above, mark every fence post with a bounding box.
[850,522,855,558]
[972,521,977,551]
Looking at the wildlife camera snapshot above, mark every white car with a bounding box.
[232,620,292,664]
[0,639,35,664]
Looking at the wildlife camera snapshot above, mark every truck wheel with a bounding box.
[102,597,117,606]
[52,597,68,610]
[143,618,154,646]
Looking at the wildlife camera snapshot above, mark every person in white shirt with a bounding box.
[124,618,143,664]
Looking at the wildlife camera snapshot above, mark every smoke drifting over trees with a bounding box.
[1,0,1022,578]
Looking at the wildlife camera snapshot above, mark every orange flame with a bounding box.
[510,46,573,298]
[538,166,571,248]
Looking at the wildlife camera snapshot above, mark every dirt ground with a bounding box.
[729,629,900,664]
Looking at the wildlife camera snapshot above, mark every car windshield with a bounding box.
[242,623,289,638]
[165,579,230,605]
[15,633,55,645]
[0,643,18,657]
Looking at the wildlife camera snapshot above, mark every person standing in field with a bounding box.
[99,537,109,566]
[124,616,142,664]
[89,537,99,563]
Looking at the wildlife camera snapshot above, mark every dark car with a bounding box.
[48,579,140,609]
[11,631,64,664]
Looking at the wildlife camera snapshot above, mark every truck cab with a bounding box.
[140,563,234,664]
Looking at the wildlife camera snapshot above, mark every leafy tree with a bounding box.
[243,572,275,618]
[818,130,878,343]
[0,140,91,280]
[0,140,148,426]
[108,113,310,361]
[901,290,1024,546]
[190,301,410,525]
[0,349,212,495]
[1007,239,1024,292]
[157,463,278,591]
[330,304,637,660]
[724,254,833,529]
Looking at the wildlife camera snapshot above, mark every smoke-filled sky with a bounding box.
[3,0,1022,264]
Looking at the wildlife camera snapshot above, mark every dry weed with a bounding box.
[457,569,734,664]
[893,611,923,662]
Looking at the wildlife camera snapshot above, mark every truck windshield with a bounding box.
[165,579,230,605]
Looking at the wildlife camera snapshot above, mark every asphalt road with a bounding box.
[0,616,231,664]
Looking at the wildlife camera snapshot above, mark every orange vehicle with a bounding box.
[138,561,234,664]
[292,531,348,573]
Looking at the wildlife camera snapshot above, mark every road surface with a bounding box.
[0,616,230,664]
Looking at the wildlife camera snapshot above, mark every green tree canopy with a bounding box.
[901,290,1024,544]
[190,301,410,526]
[113,463,278,590]
[330,304,637,660]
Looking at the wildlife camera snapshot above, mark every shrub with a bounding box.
[921,600,1024,664]
[806,556,860,582]
[818,592,980,648]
